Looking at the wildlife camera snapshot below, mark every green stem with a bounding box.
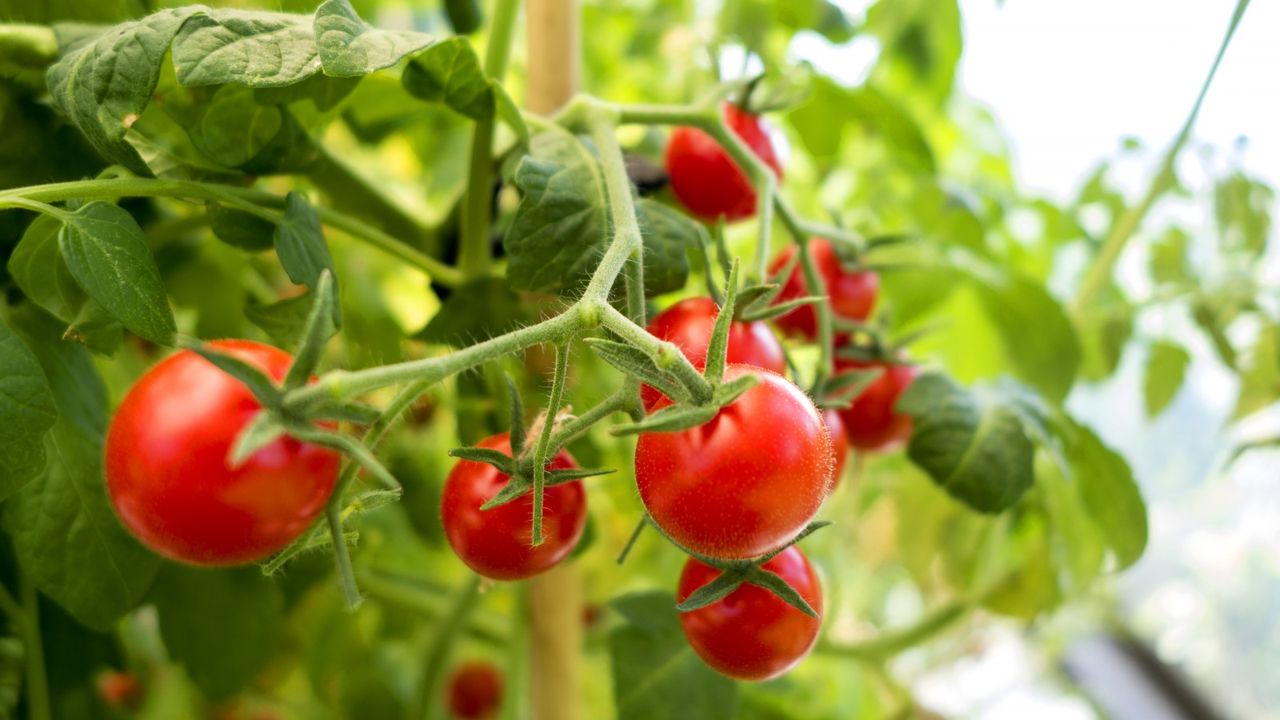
[1072,0,1251,313]
[0,197,68,221]
[326,505,362,610]
[598,303,713,403]
[0,24,58,70]
[529,343,571,546]
[417,575,483,720]
[816,600,971,663]
[17,574,50,720]
[501,585,531,720]
[795,237,835,383]
[0,178,465,286]
[581,108,644,302]
[458,0,521,277]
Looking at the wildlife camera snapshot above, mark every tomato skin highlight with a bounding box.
[105,340,339,566]
[635,365,833,559]
[441,433,587,581]
[677,546,823,681]
[823,408,850,489]
[640,296,786,409]
[770,238,879,340]
[665,104,783,222]
[446,660,504,719]
[835,359,920,452]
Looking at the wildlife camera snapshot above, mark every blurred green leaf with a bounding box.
[1149,226,1191,286]
[636,198,702,296]
[1061,419,1147,569]
[1213,170,1273,259]
[207,202,276,252]
[1233,323,1280,420]
[1143,341,1190,418]
[401,37,494,120]
[0,314,57,502]
[419,278,530,345]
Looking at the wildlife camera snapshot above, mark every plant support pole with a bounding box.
[525,1,583,719]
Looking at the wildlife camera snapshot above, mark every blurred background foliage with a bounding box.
[0,0,1275,718]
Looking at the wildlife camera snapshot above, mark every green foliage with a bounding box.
[1143,341,1190,418]
[0,314,57,502]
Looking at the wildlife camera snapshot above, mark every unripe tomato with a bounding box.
[635,365,833,559]
[441,433,587,580]
[677,546,823,681]
[665,104,783,222]
[105,340,339,566]
[823,409,849,489]
[446,660,504,719]
[835,359,919,452]
[96,670,142,710]
[640,297,786,409]
[770,238,879,340]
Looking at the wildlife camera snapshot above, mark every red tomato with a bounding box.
[441,433,587,580]
[96,670,142,709]
[823,409,849,489]
[770,238,879,340]
[447,660,504,719]
[105,340,339,566]
[677,546,823,681]
[665,103,783,222]
[640,297,786,409]
[635,365,832,559]
[835,359,919,452]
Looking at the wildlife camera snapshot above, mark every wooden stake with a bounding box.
[525,2,583,720]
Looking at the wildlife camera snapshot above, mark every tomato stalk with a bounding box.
[16,573,50,720]
[416,574,483,720]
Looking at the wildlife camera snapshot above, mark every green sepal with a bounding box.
[228,411,285,468]
[610,403,718,436]
[674,571,746,612]
[283,269,337,391]
[702,259,740,386]
[448,446,517,476]
[585,338,690,404]
[711,372,759,407]
[180,338,283,409]
[744,566,819,618]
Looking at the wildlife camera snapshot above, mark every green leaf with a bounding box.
[635,199,702,297]
[273,192,338,304]
[418,278,531,346]
[187,85,283,168]
[787,77,934,172]
[245,293,313,347]
[897,372,1034,513]
[609,592,738,720]
[171,10,319,88]
[1060,419,1147,568]
[0,315,57,502]
[207,202,276,252]
[401,37,493,120]
[58,201,177,346]
[46,7,200,171]
[1213,170,1273,259]
[1149,226,1191,286]
[1077,283,1133,382]
[151,565,284,700]
[1143,341,1190,418]
[503,129,608,295]
[1,309,160,630]
[254,73,361,111]
[315,0,435,77]
[1233,323,1280,420]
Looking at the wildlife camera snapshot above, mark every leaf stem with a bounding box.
[18,573,50,720]
[417,574,483,720]
[325,504,362,610]
[530,342,571,546]
[816,600,971,663]
[1072,0,1251,313]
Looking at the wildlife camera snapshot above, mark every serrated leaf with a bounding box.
[609,592,738,720]
[401,36,493,120]
[208,202,276,251]
[172,10,319,88]
[245,292,313,347]
[46,7,201,171]
[1,310,160,630]
[58,201,176,346]
[1143,341,1189,418]
[585,338,689,403]
[0,316,57,502]
[612,403,718,436]
[151,565,283,699]
[675,571,745,612]
[315,0,435,77]
[896,372,1034,513]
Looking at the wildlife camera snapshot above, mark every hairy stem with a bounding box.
[326,505,362,610]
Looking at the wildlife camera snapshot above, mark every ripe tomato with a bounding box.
[441,433,587,580]
[96,670,142,710]
[635,365,832,559]
[823,409,849,489]
[665,103,783,222]
[640,296,786,409]
[835,359,919,452]
[447,660,504,719]
[105,340,339,566]
[770,238,879,340]
[677,546,823,681]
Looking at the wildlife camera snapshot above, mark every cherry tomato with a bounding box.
[105,340,339,566]
[665,103,783,222]
[823,409,849,489]
[447,660,504,719]
[441,433,587,580]
[835,359,919,452]
[635,365,832,559]
[677,546,823,681]
[640,296,786,409]
[770,238,879,340]
[96,670,142,710]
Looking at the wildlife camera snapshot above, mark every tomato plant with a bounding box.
[0,0,1264,718]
